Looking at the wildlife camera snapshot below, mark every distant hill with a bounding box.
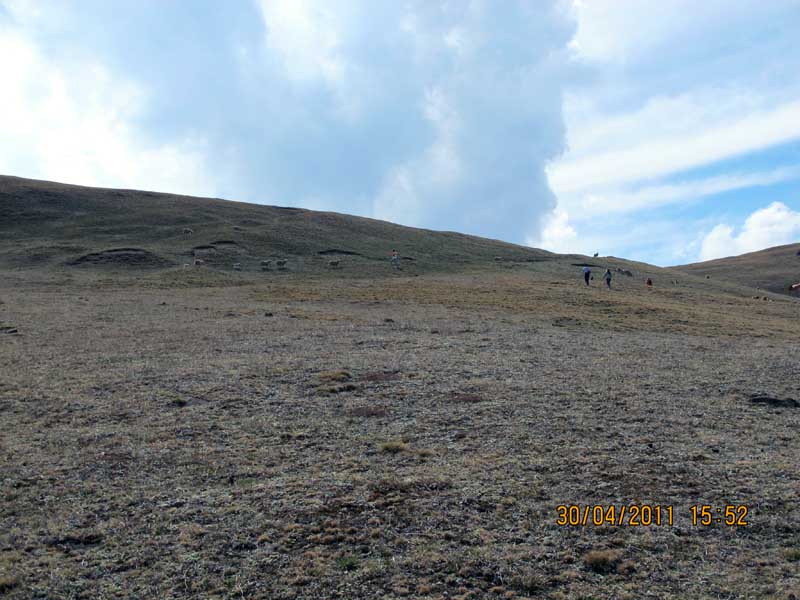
[0,175,554,275]
[674,243,800,295]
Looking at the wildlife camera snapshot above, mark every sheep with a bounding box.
[182,263,190,269]
[233,263,242,271]
[276,259,287,269]
[194,259,205,266]
[183,227,194,236]
[260,260,272,271]
[328,259,340,268]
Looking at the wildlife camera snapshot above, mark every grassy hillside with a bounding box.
[3,174,796,305]
[3,175,800,599]
[674,242,800,295]
[0,175,554,276]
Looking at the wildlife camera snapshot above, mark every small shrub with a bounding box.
[318,370,352,383]
[616,560,636,575]
[449,393,484,404]
[378,441,409,454]
[349,405,388,418]
[317,383,357,394]
[511,571,547,593]
[782,548,800,562]
[336,555,359,572]
[0,576,19,592]
[584,549,623,574]
[362,371,400,383]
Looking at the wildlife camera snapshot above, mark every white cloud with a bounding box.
[256,0,347,87]
[560,167,800,217]
[0,26,215,196]
[549,96,800,195]
[569,0,797,65]
[542,1,800,265]
[254,0,574,242]
[531,205,711,265]
[699,202,800,261]
[533,207,579,254]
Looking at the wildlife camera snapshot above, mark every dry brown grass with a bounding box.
[348,405,388,418]
[378,441,409,454]
[1,266,798,599]
[318,370,352,383]
[0,576,19,593]
[583,549,624,574]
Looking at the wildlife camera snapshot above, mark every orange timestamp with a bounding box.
[556,504,674,527]
[690,505,749,526]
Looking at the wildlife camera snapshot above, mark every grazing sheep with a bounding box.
[233,263,242,271]
[276,259,287,269]
[183,228,194,236]
[182,263,190,269]
[260,260,272,271]
[194,259,205,266]
[328,259,340,268]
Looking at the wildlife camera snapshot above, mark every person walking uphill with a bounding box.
[604,268,613,289]
[582,266,591,286]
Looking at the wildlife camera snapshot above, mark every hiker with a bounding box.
[646,278,653,288]
[390,249,400,269]
[582,266,591,286]
[603,268,612,289]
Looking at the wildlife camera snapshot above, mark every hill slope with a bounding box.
[674,243,800,295]
[0,175,553,275]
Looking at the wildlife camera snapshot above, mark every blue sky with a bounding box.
[1,0,799,265]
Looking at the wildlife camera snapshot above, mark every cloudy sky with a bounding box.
[1,0,799,265]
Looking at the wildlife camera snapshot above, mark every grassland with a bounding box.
[1,176,799,599]
[675,242,800,296]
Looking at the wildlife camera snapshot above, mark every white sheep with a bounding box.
[182,263,190,269]
[276,259,287,269]
[194,259,205,266]
[183,228,194,236]
[260,260,272,271]
[328,259,340,268]
[233,263,242,271]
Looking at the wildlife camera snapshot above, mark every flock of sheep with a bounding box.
[182,227,346,272]
[183,227,310,271]
[181,226,343,272]
[185,258,304,271]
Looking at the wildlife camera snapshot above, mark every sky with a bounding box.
[1,0,799,265]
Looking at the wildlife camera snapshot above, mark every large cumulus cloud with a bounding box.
[0,0,575,243]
